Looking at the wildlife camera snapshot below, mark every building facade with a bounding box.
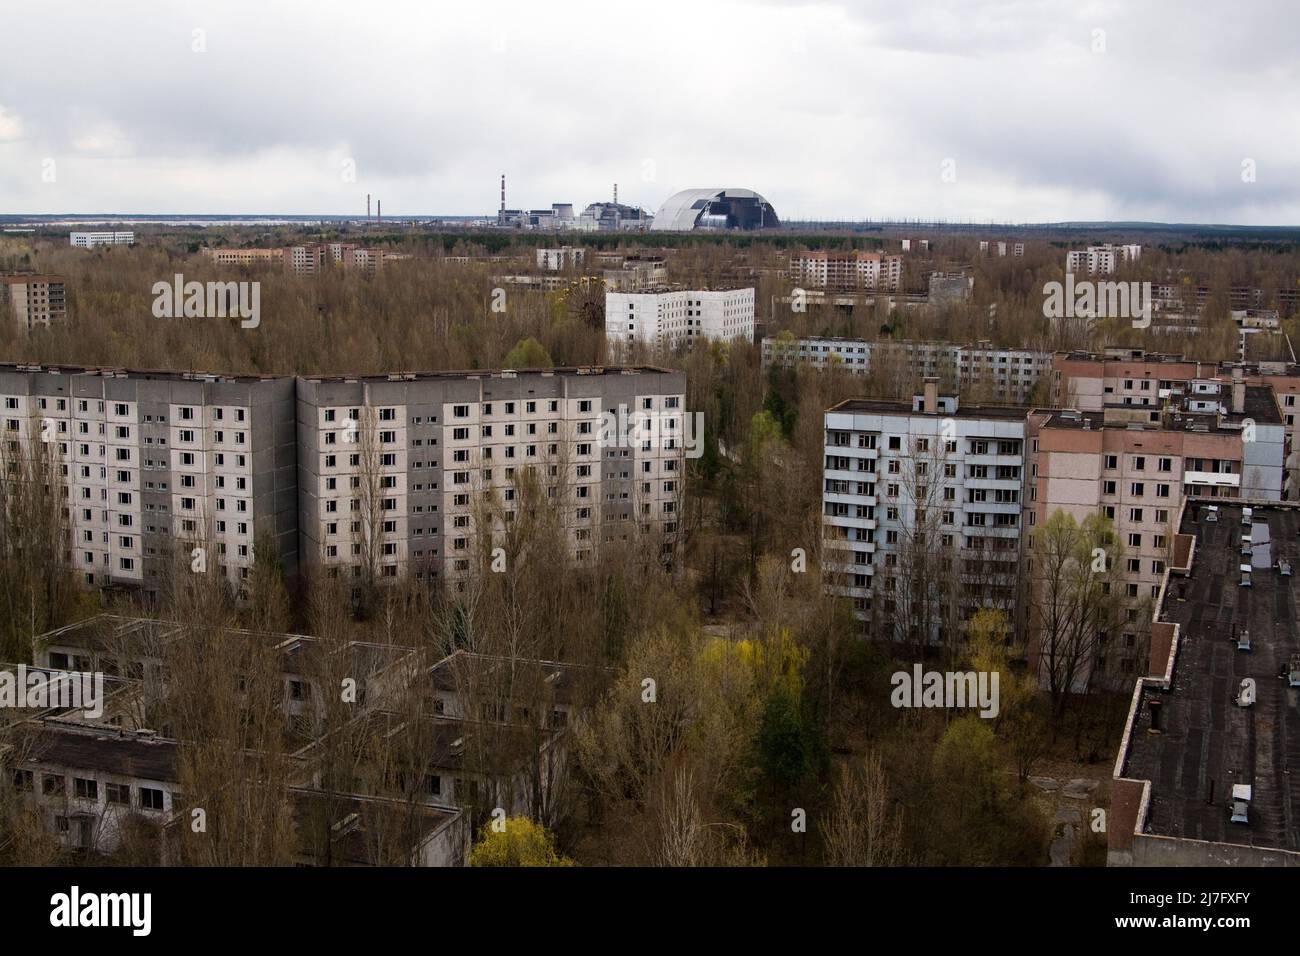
[69,231,134,248]
[0,366,298,598]
[1050,348,1300,497]
[295,367,686,592]
[1,274,67,332]
[763,336,1051,403]
[789,251,902,292]
[822,383,1029,642]
[605,289,754,352]
[1064,243,1142,275]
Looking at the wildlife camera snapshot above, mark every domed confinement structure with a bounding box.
[650,188,780,231]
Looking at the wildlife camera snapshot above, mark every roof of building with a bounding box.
[1036,384,1281,431]
[289,788,461,866]
[12,722,180,782]
[1119,501,1300,853]
[827,397,1029,420]
[0,273,64,284]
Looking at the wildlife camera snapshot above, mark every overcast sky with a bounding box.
[1,0,1297,223]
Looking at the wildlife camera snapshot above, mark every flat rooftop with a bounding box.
[0,362,282,384]
[827,397,1029,420]
[1037,385,1281,430]
[11,721,180,782]
[0,363,678,386]
[35,614,414,678]
[301,365,677,384]
[1120,501,1300,853]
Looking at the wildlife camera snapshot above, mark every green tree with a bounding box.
[503,336,554,368]
[468,817,574,867]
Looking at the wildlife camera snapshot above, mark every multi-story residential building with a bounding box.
[0,273,67,332]
[69,231,134,248]
[763,336,1051,403]
[536,247,585,271]
[294,366,686,592]
[1050,348,1300,496]
[1028,381,1285,669]
[0,365,297,599]
[789,251,903,292]
[822,381,1030,642]
[1064,243,1141,275]
[605,289,754,353]
[201,244,408,275]
[0,365,686,602]
[200,248,284,267]
[979,240,1024,257]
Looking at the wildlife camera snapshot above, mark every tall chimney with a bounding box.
[1232,366,1245,415]
[613,183,617,205]
[923,376,939,415]
[367,193,371,224]
[501,174,506,213]
[377,200,381,225]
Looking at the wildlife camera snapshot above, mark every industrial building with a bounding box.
[651,188,779,231]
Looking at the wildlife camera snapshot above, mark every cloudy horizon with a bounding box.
[1,0,1297,224]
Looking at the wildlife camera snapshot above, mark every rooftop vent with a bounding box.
[1230,784,1252,824]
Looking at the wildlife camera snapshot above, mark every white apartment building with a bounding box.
[822,382,1029,641]
[0,366,297,599]
[605,289,754,353]
[763,336,1051,403]
[789,251,902,292]
[979,240,1024,257]
[69,231,134,248]
[1065,243,1142,275]
[295,367,687,592]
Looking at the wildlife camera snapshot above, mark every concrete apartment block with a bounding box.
[822,381,1029,642]
[295,366,687,592]
[0,365,297,598]
[763,336,1051,404]
[606,289,754,353]
[0,274,67,332]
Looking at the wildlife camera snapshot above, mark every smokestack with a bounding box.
[613,183,617,205]
[1232,366,1245,415]
[923,376,939,415]
[367,193,371,224]
[501,174,506,213]
[377,200,381,225]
